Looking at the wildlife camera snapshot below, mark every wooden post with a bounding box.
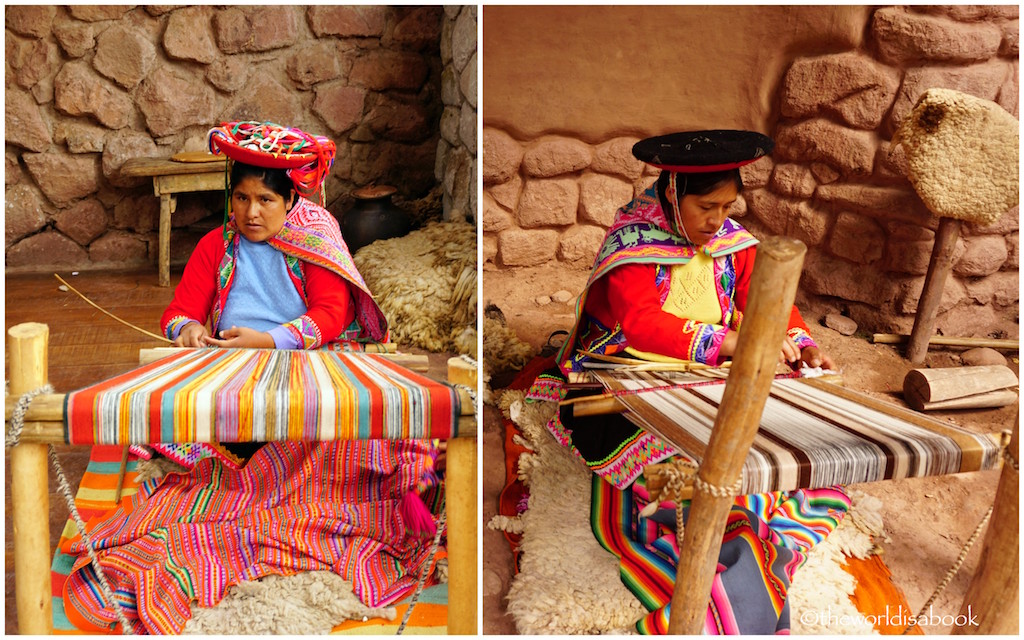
[157,193,176,287]
[8,322,54,634]
[445,437,477,634]
[952,421,1018,635]
[668,237,807,634]
[906,217,962,364]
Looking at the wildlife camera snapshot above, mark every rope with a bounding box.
[1002,445,1019,472]
[7,386,135,633]
[396,508,447,635]
[53,274,172,344]
[652,459,744,550]
[901,505,993,635]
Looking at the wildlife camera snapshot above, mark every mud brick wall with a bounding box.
[6,5,446,272]
[482,5,1018,338]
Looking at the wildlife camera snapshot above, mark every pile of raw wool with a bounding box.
[893,88,1018,224]
[482,303,536,404]
[354,220,476,355]
[490,391,888,635]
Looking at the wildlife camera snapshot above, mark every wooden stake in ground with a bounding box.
[905,217,962,364]
[952,421,1018,634]
[8,322,54,634]
[668,237,807,634]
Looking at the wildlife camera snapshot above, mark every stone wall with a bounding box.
[436,5,476,222]
[482,5,1019,338]
[5,4,444,272]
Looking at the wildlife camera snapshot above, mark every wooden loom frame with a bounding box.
[6,322,479,635]
[579,237,1017,634]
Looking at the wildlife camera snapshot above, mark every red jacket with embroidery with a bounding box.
[160,228,354,347]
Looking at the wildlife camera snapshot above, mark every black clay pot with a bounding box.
[340,185,412,253]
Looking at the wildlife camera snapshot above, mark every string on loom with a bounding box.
[7,385,135,634]
[561,369,803,407]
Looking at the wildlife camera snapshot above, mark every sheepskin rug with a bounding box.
[353,220,476,355]
[489,390,885,635]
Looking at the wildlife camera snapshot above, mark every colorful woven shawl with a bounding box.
[63,349,460,445]
[557,185,758,372]
[591,475,850,634]
[60,440,441,634]
[214,197,388,344]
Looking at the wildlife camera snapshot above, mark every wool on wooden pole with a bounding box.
[667,236,807,634]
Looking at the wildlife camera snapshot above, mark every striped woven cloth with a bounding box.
[58,440,442,634]
[64,349,460,444]
[591,474,851,634]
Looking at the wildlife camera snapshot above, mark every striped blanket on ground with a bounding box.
[64,349,460,445]
[592,475,851,634]
[54,441,443,634]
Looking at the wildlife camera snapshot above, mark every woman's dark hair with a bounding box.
[657,168,743,209]
[230,162,296,206]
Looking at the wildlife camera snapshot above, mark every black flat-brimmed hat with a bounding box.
[632,130,774,173]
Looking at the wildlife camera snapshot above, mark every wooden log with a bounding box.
[910,389,1018,411]
[872,334,1019,351]
[446,356,478,388]
[644,463,695,502]
[906,217,963,364]
[903,365,1019,409]
[7,322,54,634]
[952,421,1018,634]
[445,437,478,634]
[668,236,807,634]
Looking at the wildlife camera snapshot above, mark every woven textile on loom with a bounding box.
[64,349,460,444]
[591,369,1001,494]
[55,441,444,634]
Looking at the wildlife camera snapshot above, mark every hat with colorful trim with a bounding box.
[207,121,336,202]
[632,130,774,173]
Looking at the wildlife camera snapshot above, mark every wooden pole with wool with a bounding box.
[667,236,807,634]
[891,88,1019,365]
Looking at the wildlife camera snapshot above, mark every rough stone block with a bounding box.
[770,163,817,199]
[965,205,1019,236]
[489,174,522,210]
[745,189,799,235]
[54,121,106,154]
[6,230,89,268]
[440,106,460,146]
[89,231,149,264]
[54,61,133,130]
[828,211,885,264]
[824,313,859,336]
[112,193,159,233]
[8,37,61,91]
[1006,231,1019,270]
[214,6,299,53]
[4,184,48,248]
[482,128,522,185]
[874,141,909,181]
[516,177,578,228]
[54,198,108,246]
[591,137,644,180]
[482,193,512,233]
[286,41,341,89]
[498,228,558,267]
[579,173,632,227]
[459,103,476,155]
[138,66,216,137]
[68,5,131,21]
[781,52,900,129]
[94,24,157,89]
[999,19,1019,56]
[5,90,51,152]
[389,6,443,51]
[964,271,1020,308]
[441,65,460,106]
[954,235,1009,277]
[789,201,831,247]
[23,151,101,208]
[229,76,302,128]
[740,156,774,189]
[802,249,900,305]
[483,233,498,265]
[810,163,841,185]
[775,119,876,177]
[558,225,606,264]
[206,57,249,93]
[164,6,218,64]
[53,20,95,58]
[102,130,159,188]
[816,183,933,228]
[460,53,478,109]
[5,4,56,37]
[895,274,967,315]
[306,5,386,37]
[365,95,430,143]
[350,51,429,91]
[522,138,592,178]
[451,5,476,73]
[872,6,1003,65]
[912,5,1018,23]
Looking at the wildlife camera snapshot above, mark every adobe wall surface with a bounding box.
[482,5,1019,338]
[5,5,445,272]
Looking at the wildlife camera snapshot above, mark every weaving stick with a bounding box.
[668,236,807,634]
[905,218,961,364]
[54,274,172,344]
[953,421,1018,634]
[8,322,54,634]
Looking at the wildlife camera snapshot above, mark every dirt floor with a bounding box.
[481,265,1018,636]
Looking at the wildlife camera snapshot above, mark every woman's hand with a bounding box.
[174,322,210,347]
[203,326,275,349]
[779,336,801,366]
[799,345,836,370]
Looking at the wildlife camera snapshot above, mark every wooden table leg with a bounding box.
[445,437,478,634]
[158,193,176,287]
[8,322,54,634]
